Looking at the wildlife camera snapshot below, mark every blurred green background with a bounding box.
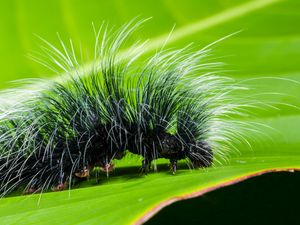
[1,0,300,224]
[2,0,300,85]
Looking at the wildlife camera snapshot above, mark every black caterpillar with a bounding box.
[0,20,249,195]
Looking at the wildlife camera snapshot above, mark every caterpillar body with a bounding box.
[0,20,250,195]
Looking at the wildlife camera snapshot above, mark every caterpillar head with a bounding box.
[187,141,213,168]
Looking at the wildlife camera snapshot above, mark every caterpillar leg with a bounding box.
[52,170,69,192]
[75,166,90,178]
[170,159,177,175]
[141,158,152,174]
[24,188,40,195]
[100,163,115,173]
[23,180,41,195]
[52,182,68,192]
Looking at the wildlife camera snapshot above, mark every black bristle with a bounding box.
[0,20,250,196]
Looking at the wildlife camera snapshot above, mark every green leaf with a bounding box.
[0,0,300,224]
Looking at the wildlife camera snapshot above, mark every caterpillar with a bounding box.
[0,20,252,196]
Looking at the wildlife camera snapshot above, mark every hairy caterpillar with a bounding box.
[0,20,252,196]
